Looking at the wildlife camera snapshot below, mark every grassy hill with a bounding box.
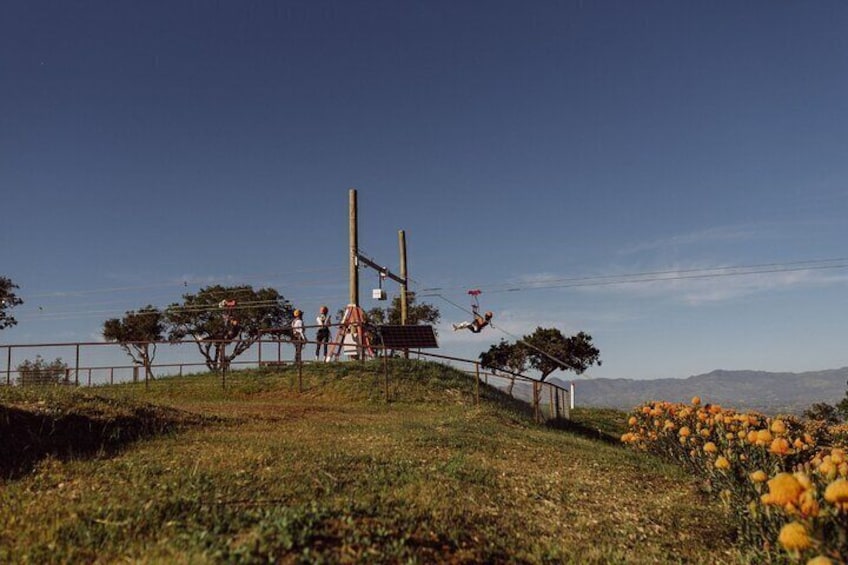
[0,360,752,563]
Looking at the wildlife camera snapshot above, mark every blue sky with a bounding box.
[2,1,847,380]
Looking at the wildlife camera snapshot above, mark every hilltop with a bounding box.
[0,360,751,563]
[550,367,848,414]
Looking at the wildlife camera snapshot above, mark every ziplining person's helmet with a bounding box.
[320,306,328,314]
[484,312,493,319]
[294,309,302,317]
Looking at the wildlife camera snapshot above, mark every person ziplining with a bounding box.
[452,289,494,333]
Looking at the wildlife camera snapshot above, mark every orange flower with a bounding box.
[715,456,730,470]
[679,426,691,437]
[703,442,718,454]
[778,521,812,551]
[806,556,833,565]
[750,470,768,483]
[691,396,701,406]
[756,429,773,445]
[824,478,848,506]
[770,419,787,434]
[628,416,638,426]
[769,437,791,456]
[766,473,803,506]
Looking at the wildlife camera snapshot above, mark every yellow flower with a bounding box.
[831,449,846,465]
[807,556,833,565]
[703,442,718,454]
[715,456,730,470]
[824,478,848,505]
[628,416,638,426]
[778,521,812,551]
[767,473,803,506]
[750,470,768,483]
[770,437,791,455]
[756,429,774,445]
[770,419,787,434]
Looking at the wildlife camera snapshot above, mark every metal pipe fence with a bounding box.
[1,336,572,421]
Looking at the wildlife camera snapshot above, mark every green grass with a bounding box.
[1,360,754,563]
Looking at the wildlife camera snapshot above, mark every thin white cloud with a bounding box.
[620,224,778,255]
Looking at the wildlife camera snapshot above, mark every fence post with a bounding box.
[383,349,389,402]
[258,335,262,366]
[110,367,114,385]
[475,362,480,406]
[297,357,303,393]
[88,368,92,387]
[5,345,11,386]
[75,344,80,386]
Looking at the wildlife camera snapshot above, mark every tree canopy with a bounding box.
[0,277,23,331]
[103,305,164,381]
[366,292,440,326]
[165,285,292,371]
[480,327,601,382]
[521,328,601,382]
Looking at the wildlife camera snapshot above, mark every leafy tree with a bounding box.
[17,356,69,386]
[0,276,23,331]
[366,292,440,326]
[520,328,601,382]
[803,402,841,425]
[103,306,164,382]
[165,285,292,371]
[479,339,528,395]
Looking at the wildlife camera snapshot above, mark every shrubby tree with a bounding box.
[479,339,528,395]
[803,402,841,425]
[0,276,23,331]
[17,356,69,386]
[103,306,164,382]
[480,327,601,406]
[165,285,292,371]
[521,328,601,382]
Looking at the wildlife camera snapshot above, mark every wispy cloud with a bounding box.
[619,224,778,255]
[578,263,848,305]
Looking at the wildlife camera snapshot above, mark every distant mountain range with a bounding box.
[542,368,848,415]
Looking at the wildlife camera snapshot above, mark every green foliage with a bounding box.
[520,328,601,381]
[479,339,528,395]
[803,401,841,425]
[366,292,440,326]
[103,306,164,381]
[165,285,292,371]
[16,355,69,386]
[0,276,23,331]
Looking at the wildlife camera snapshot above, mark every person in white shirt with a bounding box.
[315,305,332,361]
[292,309,306,362]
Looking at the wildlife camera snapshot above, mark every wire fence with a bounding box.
[1,333,573,422]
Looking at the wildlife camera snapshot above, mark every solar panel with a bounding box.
[377,325,439,349]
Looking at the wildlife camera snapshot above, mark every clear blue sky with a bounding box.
[2,1,847,380]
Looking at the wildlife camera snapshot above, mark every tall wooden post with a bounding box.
[349,188,359,307]
[5,346,11,386]
[398,230,408,325]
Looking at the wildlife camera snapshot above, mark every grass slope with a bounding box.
[1,360,750,563]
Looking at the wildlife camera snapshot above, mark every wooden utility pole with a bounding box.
[349,188,359,307]
[398,230,408,325]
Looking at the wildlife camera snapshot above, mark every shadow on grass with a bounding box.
[0,401,204,480]
[545,417,622,445]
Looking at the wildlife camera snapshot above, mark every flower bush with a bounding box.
[622,399,848,563]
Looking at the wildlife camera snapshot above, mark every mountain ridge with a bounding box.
[546,367,848,414]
